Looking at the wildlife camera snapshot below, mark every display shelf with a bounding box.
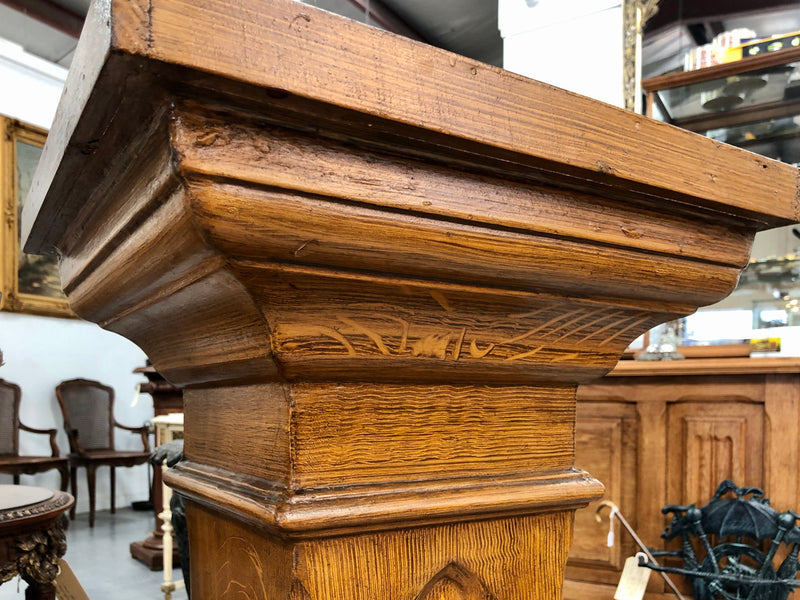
[644,46,800,163]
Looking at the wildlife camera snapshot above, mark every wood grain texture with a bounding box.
[667,401,764,505]
[172,107,756,268]
[236,263,673,385]
[122,0,796,223]
[567,403,638,581]
[187,499,573,600]
[22,0,800,252]
[290,383,574,487]
[610,356,800,376]
[187,176,743,307]
[184,383,290,485]
[169,445,600,539]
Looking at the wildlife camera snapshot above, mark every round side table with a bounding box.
[0,485,74,600]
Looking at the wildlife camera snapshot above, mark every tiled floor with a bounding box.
[0,507,187,600]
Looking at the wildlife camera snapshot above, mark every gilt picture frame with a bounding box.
[0,115,72,318]
[623,0,660,112]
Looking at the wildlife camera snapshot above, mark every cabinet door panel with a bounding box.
[568,402,636,580]
[667,401,763,506]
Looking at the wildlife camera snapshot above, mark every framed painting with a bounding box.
[0,116,72,318]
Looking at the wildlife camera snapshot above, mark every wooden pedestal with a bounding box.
[21,0,799,597]
[130,366,183,571]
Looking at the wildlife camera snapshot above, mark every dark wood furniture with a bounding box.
[130,366,183,570]
[564,357,800,599]
[0,485,74,600]
[55,378,150,528]
[21,0,800,596]
[0,379,68,491]
[134,366,183,415]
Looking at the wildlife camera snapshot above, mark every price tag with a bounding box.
[614,553,651,600]
[55,559,90,600]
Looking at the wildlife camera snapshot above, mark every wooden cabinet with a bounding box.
[564,357,800,600]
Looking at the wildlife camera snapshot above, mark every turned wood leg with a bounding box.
[69,467,77,520]
[86,465,96,528]
[110,466,116,514]
[22,581,56,600]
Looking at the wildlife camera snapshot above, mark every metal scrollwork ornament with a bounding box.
[641,480,800,600]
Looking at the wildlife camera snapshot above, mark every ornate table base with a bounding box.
[0,486,74,600]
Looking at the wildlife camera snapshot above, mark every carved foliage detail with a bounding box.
[279,303,653,363]
[415,562,496,600]
[0,514,69,586]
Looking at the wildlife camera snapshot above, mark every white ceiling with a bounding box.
[0,3,80,67]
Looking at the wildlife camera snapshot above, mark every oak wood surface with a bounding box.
[22,0,800,253]
[610,356,800,376]
[189,500,572,600]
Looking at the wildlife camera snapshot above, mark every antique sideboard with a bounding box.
[20,0,800,597]
[565,357,800,599]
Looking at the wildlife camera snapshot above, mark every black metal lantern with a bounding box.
[641,480,800,600]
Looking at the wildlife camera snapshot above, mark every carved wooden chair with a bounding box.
[55,378,150,527]
[0,378,68,490]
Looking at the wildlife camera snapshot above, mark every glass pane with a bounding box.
[16,140,65,299]
[704,116,800,163]
[655,61,800,121]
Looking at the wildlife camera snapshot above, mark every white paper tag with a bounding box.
[55,558,91,600]
[614,554,651,600]
[131,383,141,407]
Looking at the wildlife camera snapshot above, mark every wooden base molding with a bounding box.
[22,0,799,597]
[188,501,572,600]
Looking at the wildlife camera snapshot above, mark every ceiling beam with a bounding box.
[0,0,84,39]
[645,0,800,35]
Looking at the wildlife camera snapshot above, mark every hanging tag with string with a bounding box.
[614,552,651,600]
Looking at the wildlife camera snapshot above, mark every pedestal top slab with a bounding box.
[18,0,800,392]
[22,0,799,253]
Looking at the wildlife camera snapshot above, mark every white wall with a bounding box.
[0,38,153,514]
[0,314,149,506]
[499,0,624,107]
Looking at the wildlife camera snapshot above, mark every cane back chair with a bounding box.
[0,378,68,490]
[56,378,150,527]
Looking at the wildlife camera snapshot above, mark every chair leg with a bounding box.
[110,466,116,514]
[69,466,77,520]
[87,465,96,528]
[13,474,20,485]
[58,466,68,492]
